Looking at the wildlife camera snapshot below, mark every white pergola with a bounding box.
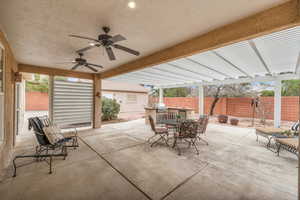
[108,26,300,128]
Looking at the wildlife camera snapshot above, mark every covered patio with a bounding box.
[0,119,297,200]
[0,1,299,200]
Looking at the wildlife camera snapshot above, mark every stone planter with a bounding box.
[230,118,239,126]
[218,115,228,123]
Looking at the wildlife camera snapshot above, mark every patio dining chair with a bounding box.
[173,120,200,155]
[12,117,68,177]
[147,116,169,147]
[197,115,209,145]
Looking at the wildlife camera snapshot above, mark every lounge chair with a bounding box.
[255,127,286,148]
[39,115,79,148]
[275,137,298,157]
[12,117,69,177]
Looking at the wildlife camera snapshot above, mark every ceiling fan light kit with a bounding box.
[68,26,140,72]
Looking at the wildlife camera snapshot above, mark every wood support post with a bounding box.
[93,75,101,129]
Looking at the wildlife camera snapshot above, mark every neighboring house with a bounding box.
[102,80,149,120]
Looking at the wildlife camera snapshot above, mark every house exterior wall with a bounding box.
[0,29,18,179]
[102,91,148,120]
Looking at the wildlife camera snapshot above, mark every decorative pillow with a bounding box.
[43,125,64,145]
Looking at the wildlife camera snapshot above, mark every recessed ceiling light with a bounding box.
[128,1,136,9]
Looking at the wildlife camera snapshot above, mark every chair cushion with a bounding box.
[43,125,64,145]
[256,127,286,135]
[155,127,168,133]
[276,138,298,149]
[61,130,76,138]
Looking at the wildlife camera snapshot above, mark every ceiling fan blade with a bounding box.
[110,34,126,43]
[76,44,98,53]
[56,61,76,64]
[113,44,140,56]
[84,65,98,72]
[69,34,99,42]
[106,47,116,60]
[86,62,103,68]
[71,63,81,70]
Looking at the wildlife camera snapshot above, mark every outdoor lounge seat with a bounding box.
[147,116,169,147]
[255,120,299,149]
[255,127,286,148]
[39,115,79,149]
[12,117,69,177]
[275,138,299,157]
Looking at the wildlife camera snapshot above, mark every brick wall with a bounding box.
[26,91,49,111]
[150,96,300,121]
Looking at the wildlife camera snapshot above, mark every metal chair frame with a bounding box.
[39,115,79,149]
[173,120,200,155]
[197,115,209,145]
[12,117,68,177]
[147,116,169,147]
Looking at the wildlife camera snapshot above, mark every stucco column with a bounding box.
[158,88,165,107]
[198,85,204,115]
[274,79,281,128]
[93,75,102,128]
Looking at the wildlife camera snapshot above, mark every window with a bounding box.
[0,43,4,142]
[126,94,137,104]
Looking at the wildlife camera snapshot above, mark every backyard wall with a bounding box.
[150,96,300,122]
[26,91,148,119]
[26,91,49,111]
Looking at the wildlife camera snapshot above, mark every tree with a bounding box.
[205,83,256,115]
[260,80,300,97]
[282,80,300,96]
[260,90,274,96]
[101,97,120,121]
[26,75,49,93]
[164,88,190,97]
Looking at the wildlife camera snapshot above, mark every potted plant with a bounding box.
[230,118,239,126]
[218,115,228,123]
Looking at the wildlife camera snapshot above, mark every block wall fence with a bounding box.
[26,92,299,122]
[150,96,299,122]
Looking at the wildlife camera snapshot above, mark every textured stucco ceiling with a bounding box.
[0,0,289,73]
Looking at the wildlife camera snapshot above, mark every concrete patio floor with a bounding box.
[0,119,297,200]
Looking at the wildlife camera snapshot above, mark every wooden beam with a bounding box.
[93,75,101,129]
[18,64,94,80]
[101,0,300,79]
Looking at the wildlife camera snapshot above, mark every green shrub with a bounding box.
[101,97,120,121]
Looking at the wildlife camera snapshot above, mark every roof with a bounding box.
[108,26,300,88]
[102,80,148,93]
[0,0,287,73]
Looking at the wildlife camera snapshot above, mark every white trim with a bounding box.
[274,79,282,128]
[212,51,252,78]
[157,74,299,89]
[198,85,204,115]
[248,40,271,74]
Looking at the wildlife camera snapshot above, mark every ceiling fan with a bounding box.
[59,53,103,72]
[69,26,140,61]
